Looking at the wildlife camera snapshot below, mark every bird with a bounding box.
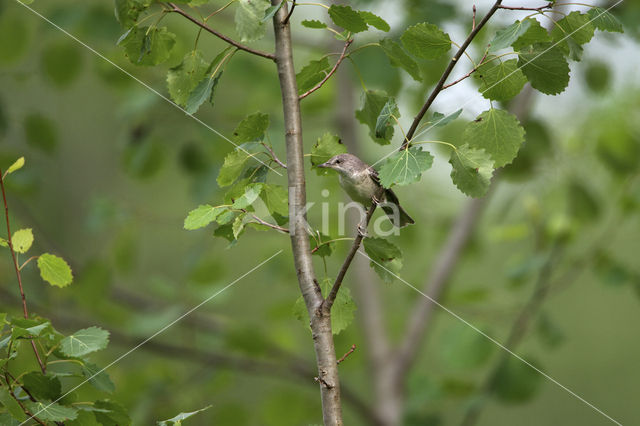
[317,153,414,228]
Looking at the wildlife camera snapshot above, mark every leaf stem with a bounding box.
[204,0,237,21]
[19,255,39,271]
[310,237,355,254]
[295,2,330,10]
[411,140,458,150]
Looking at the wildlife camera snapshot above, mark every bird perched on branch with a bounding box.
[318,153,414,228]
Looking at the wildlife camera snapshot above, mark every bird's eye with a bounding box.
[335,159,341,164]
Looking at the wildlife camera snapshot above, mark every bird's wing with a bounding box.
[367,167,401,205]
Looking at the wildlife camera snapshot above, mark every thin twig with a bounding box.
[168,3,276,61]
[299,39,353,100]
[401,0,504,149]
[3,375,47,426]
[441,50,489,90]
[337,344,356,364]
[283,0,296,25]
[472,5,477,30]
[250,214,290,233]
[261,142,287,168]
[498,2,554,11]
[324,186,384,311]
[0,169,46,375]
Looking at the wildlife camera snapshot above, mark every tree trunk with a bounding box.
[271,3,343,424]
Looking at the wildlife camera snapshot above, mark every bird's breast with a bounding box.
[338,171,378,205]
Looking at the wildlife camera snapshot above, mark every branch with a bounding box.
[168,3,276,61]
[0,169,47,375]
[337,344,356,364]
[283,0,296,25]
[299,39,353,100]
[324,188,383,311]
[262,142,287,168]
[250,214,290,233]
[498,2,554,11]
[271,2,344,424]
[401,0,504,149]
[441,50,489,90]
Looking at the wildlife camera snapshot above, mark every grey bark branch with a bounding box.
[271,2,343,424]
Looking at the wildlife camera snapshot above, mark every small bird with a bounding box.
[318,153,414,228]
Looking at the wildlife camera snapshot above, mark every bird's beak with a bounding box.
[317,161,330,169]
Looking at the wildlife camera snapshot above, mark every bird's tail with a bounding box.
[381,189,415,228]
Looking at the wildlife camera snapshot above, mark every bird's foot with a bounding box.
[357,223,368,237]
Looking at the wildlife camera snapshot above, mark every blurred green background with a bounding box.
[1,0,639,424]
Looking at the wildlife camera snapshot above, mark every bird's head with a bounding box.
[317,153,367,176]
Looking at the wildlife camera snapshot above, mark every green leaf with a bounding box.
[41,41,83,88]
[12,228,34,253]
[377,147,433,187]
[120,26,176,66]
[301,20,327,29]
[261,184,289,217]
[475,58,527,101]
[82,362,115,393]
[93,400,131,426]
[37,253,73,288]
[5,157,25,175]
[440,324,494,369]
[518,43,570,95]
[356,90,396,145]
[512,19,551,51]
[217,149,252,187]
[310,133,348,175]
[328,5,368,33]
[489,20,532,52]
[232,183,264,209]
[430,109,462,128]
[114,0,151,28]
[232,112,270,143]
[492,356,543,403]
[375,98,400,139]
[24,113,58,153]
[449,144,493,198]
[0,388,26,421]
[0,414,20,426]
[232,213,247,239]
[184,205,225,230]
[184,47,232,114]
[358,11,390,32]
[235,0,270,42]
[10,318,52,340]
[60,326,109,357]
[463,109,525,168]
[550,11,595,56]
[379,38,422,82]
[24,401,78,422]
[296,57,330,94]
[363,237,402,283]
[401,22,451,59]
[167,50,209,107]
[588,7,623,33]
[157,405,212,426]
[262,2,283,22]
[22,372,62,401]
